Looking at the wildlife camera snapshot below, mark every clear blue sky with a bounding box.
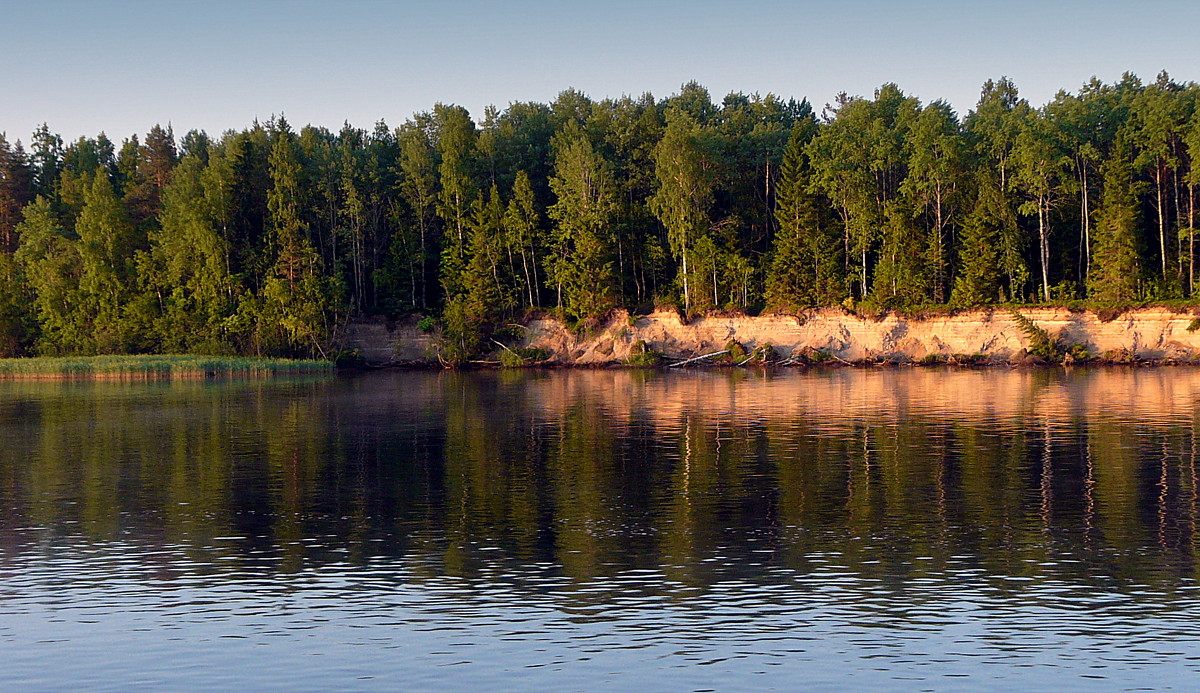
[3,0,1198,143]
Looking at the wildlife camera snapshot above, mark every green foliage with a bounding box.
[747,342,777,364]
[1010,310,1061,360]
[765,120,842,310]
[650,110,714,312]
[417,315,438,333]
[724,339,747,362]
[498,346,549,368]
[499,349,526,368]
[9,74,1200,364]
[1066,343,1093,362]
[0,354,331,379]
[1088,153,1143,303]
[626,340,662,367]
[0,253,33,356]
[548,123,617,322]
[951,172,1015,306]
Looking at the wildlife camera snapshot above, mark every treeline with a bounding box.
[2,72,1200,359]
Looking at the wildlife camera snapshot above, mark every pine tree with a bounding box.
[442,186,510,360]
[872,200,930,305]
[0,252,32,355]
[29,124,63,199]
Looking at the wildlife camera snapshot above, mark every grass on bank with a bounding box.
[0,355,334,380]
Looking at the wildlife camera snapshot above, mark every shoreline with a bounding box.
[343,306,1200,369]
[0,355,334,380]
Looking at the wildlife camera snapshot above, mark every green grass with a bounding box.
[0,355,334,380]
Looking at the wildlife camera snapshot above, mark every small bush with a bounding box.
[499,350,526,368]
[792,346,833,364]
[514,347,548,361]
[725,339,747,363]
[626,340,662,367]
[1187,317,1200,333]
[1100,347,1137,364]
[1064,343,1092,363]
[948,353,988,366]
[750,342,778,364]
[417,315,438,333]
[498,346,549,367]
[1010,310,1061,361]
[920,354,947,365]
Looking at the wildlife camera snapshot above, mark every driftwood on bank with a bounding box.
[667,350,730,368]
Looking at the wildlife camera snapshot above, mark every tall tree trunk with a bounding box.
[933,187,945,303]
[1039,202,1050,302]
[681,240,691,311]
[1157,165,1168,281]
[1080,159,1090,286]
[1190,181,1196,296]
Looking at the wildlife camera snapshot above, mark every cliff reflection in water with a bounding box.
[1,368,1199,591]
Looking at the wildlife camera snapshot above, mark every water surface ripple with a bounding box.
[3,368,1200,690]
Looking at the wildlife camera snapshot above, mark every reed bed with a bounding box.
[0,355,334,380]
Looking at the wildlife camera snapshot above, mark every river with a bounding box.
[2,368,1199,691]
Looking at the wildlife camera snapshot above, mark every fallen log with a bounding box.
[667,350,730,368]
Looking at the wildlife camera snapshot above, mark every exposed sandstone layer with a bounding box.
[343,307,1200,365]
[521,307,1200,365]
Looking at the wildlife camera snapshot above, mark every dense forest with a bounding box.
[2,72,1200,360]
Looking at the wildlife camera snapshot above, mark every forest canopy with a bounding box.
[1,72,1198,359]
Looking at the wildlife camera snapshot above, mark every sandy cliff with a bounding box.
[342,307,1200,366]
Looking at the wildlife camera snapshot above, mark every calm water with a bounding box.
[2,368,1200,691]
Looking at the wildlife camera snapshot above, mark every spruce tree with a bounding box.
[0,134,34,253]
[1088,154,1142,303]
[951,173,1009,306]
[765,121,841,310]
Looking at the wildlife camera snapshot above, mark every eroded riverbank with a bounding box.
[343,306,1200,366]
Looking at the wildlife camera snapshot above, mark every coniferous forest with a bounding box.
[2,73,1200,360]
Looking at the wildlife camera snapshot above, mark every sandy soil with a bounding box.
[342,307,1200,366]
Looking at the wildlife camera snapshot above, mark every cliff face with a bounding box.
[343,307,1200,365]
[341,316,437,364]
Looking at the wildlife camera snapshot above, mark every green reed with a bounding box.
[0,355,334,379]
